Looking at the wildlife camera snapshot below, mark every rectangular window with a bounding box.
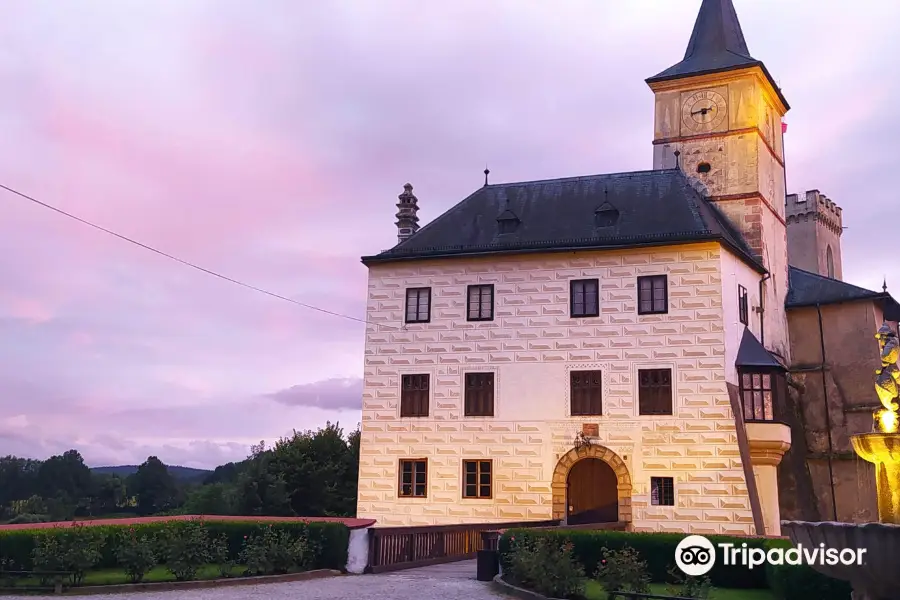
[570,279,600,318]
[464,372,495,417]
[739,369,782,422]
[570,370,603,416]
[462,460,492,499]
[467,284,494,321]
[638,368,673,415]
[637,275,668,315]
[650,477,675,506]
[400,374,429,417]
[398,459,427,498]
[405,287,431,324]
[738,285,749,326]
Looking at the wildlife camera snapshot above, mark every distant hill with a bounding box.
[91,465,212,482]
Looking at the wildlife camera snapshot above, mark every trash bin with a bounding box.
[476,548,499,581]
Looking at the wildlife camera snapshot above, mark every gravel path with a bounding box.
[24,561,511,599]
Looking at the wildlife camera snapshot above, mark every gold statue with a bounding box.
[874,322,900,432]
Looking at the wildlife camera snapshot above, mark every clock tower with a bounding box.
[646,0,791,359]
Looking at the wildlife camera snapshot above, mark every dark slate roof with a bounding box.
[786,267,900,321]
[362,169,764,272]
[645,0,789,110]
[735,327,783,369]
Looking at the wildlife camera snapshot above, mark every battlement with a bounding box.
[786,189,843,235]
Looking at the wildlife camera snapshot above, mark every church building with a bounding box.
[355,0,899,536]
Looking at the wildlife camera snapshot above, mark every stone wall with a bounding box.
[785,190,844,280]
[780,301,887,522]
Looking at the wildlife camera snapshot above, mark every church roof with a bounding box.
[786,267,900,321]
[646,0,789,110]
[362,169,764,271]
[735,327,783,369]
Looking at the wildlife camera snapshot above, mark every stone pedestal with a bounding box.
[851,433,900,524]
[746,422,792,536]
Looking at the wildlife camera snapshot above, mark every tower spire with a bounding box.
[646,0,789,110]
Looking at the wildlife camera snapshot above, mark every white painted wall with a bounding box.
[357,244,756,535]
[719,249,765,384]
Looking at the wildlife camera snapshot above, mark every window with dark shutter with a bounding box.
[464,372,494,417]
[405,288,431,323]
[570,279,599,318]
[638,368,673,415]
[400,374,429,417]
[738,285,749,326]
[467,284,494,321]
[637,275,668,315]
[398,459,427,497]
[570,370,603,416]
[462,460,492,498]
[650,477,674,506]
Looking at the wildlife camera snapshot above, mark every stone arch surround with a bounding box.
[551,444,633,524]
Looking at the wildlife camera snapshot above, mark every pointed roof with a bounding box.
[786,267,900,321]
[735,327,783,369]
[646,0,789,110]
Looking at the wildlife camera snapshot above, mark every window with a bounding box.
[637,275,668,315]
[738,285,749,326]
[464,372,495,417]
[650,477,675,506]
[400,374,429,417]
[570,370,603,416]
[638,368,673,415]
[467,284,494,321]
[570,279,599,318]
[398,459,427,497]
[405,288,431,324]
[462,460,492,498]
[739,368,785,422]
[697,162,712,174]
[826,245,835,278]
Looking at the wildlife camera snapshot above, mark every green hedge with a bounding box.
[0,520,349,572]
[499,529,851,598]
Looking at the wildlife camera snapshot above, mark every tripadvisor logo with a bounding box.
[674,535,867,576]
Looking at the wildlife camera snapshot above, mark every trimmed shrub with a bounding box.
[0,519,349,576]
[115,528,157,583]
[500,528,770,589]
[763,539,851,600]
[594,546,651,596]
[31,524,103,585]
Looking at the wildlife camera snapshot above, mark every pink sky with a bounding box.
[1,0,898,468]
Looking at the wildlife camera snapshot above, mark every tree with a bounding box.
[182,483,235,515]
[90,474,127,515]
[129,457,178,515]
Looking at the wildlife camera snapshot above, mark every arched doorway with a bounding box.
[567,458,619,524]
[551,444,632,524]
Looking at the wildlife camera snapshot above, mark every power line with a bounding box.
[1,182,400,331]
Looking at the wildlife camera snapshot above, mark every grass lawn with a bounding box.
[582,580,775,600]
[82,564,247,585]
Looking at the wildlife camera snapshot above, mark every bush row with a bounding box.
[499,529,851,600]
[0,519,349,585]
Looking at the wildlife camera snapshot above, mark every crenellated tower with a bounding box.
[786,190,844,280]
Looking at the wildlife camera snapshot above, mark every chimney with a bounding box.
[395,183,420,244]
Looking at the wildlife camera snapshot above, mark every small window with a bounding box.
[637,275,668,315]
[739,368,784,422]
[398,459,427,497]
[467,284,494,321]
[570,279,600,318]
[826,245,835,278]
[570,370,603,416]
[738,285,749,326]
[400,374,429,417]
[697,162,712,174]
[462,460,492,499]
[405,287,431,323]
[638,368,673,415]
[650,477,675,506]
[464,372,495,417]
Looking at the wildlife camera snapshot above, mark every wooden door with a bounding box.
[567,458,618,524]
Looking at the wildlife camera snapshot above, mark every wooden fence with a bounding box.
[366,519,559,573]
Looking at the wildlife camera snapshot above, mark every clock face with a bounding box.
[682,90,727,133]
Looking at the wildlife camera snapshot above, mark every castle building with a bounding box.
[355,0,899,534]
